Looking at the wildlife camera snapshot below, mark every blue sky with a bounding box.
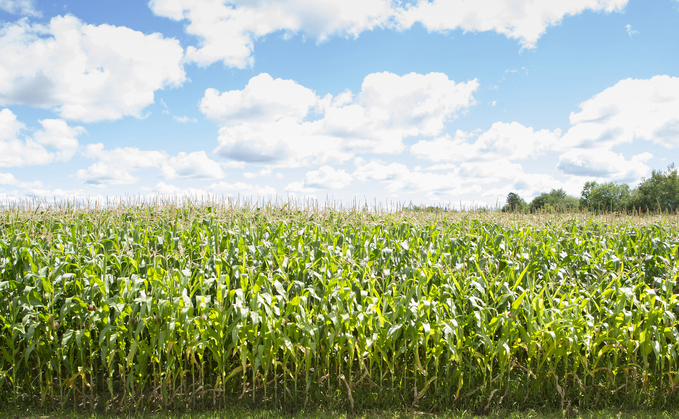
[0,0,678,207]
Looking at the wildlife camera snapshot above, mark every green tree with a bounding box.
[580,181,631,212]
[528,189,579,212]
[501,192,527,212]
[629,164,679,212]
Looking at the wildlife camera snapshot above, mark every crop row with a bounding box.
[0,206,678,412]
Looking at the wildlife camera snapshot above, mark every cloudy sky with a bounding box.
[1,0,678,207]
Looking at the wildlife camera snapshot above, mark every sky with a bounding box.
[0,0,678,208]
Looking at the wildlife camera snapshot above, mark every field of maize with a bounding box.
[0,202,678,413]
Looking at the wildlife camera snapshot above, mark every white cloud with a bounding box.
[34,119,86,161]
[483,172,570,201]
[161,151,225,179]
[23,186,101,201]
[84,143,167,169]
[207,72,478,166]
[0,15,185,122]
[243,167,272,179]
[0,108,84,167]
[200,73,317,124]
[75,162,139,186]
[340,71,479,150]
[77,145,225,186]
[353,159,482,200]
[562,75,679,149]
[625,24,639,37]
[457,159,526,183]
[208,181,276,196]
[411,75,679,188]
[0,171,17,185]
[304,165,352,189]
[475,122,560,160]
[284,181,316,194]
[0,108,24,140]
[221,160,246,169]
[0,0,40,16]
[411,122,560,162]
[76,143,167,185]
[149,0,628,68]
[0,108,49,167]
[349,157,579,204]
[214,119,348,166]
[173,115,198,123]
[149,0,393,68]
[557,149,651,182]
[395,0,628,49]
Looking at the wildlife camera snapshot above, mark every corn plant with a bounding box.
[0,202,678,412]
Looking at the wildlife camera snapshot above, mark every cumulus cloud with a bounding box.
[0,0,40,16]
[562,75,679,149]
[557,149,652,181]
[305,166,352,189]
[214,119,346,165]
[548,75,679,182]
[200,73,317,124]
[482,172,573,201]
[0,15,185,122]
[0,108,50,167]
[208,181,276,196]
[149,0,393,68]
[76,143,167,185]
[304,165,352,189]
[411,75,679,187]
[411,122,560,163]
[395,0,628,49]
[353,159,483,200]
[34,119,87,161]
[348,157,580,204]
[161,151,225,179]
[76,144,225,186]
[149,0,628,68]
[0,108,85,167]
[243,167,272,179]
[206,72,478,167]
[283,181,317,194]
[0,171,17,185]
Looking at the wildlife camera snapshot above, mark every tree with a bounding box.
[580,181,631,212]
[629,164,679,212]
[502,192,527,212]
[528,189,579,212]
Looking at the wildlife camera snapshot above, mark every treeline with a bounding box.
[502,164,679,213]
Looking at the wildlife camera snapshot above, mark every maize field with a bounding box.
[0,202,678,412]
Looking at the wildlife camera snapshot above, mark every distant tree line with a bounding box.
[502,164,679,213]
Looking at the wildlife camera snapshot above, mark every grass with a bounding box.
[1,199,678,413]
[5,407,679,419]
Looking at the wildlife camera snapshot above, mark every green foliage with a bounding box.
[0,205,679,413]
[528,189,579,212]
[629,164,679,212]
[580,181,631,212]
[501,192,527,212]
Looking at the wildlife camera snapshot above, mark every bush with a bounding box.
[580,181,631,212]
[628,164,679,213]
[501,192,527,212]
[528,189,579,212]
